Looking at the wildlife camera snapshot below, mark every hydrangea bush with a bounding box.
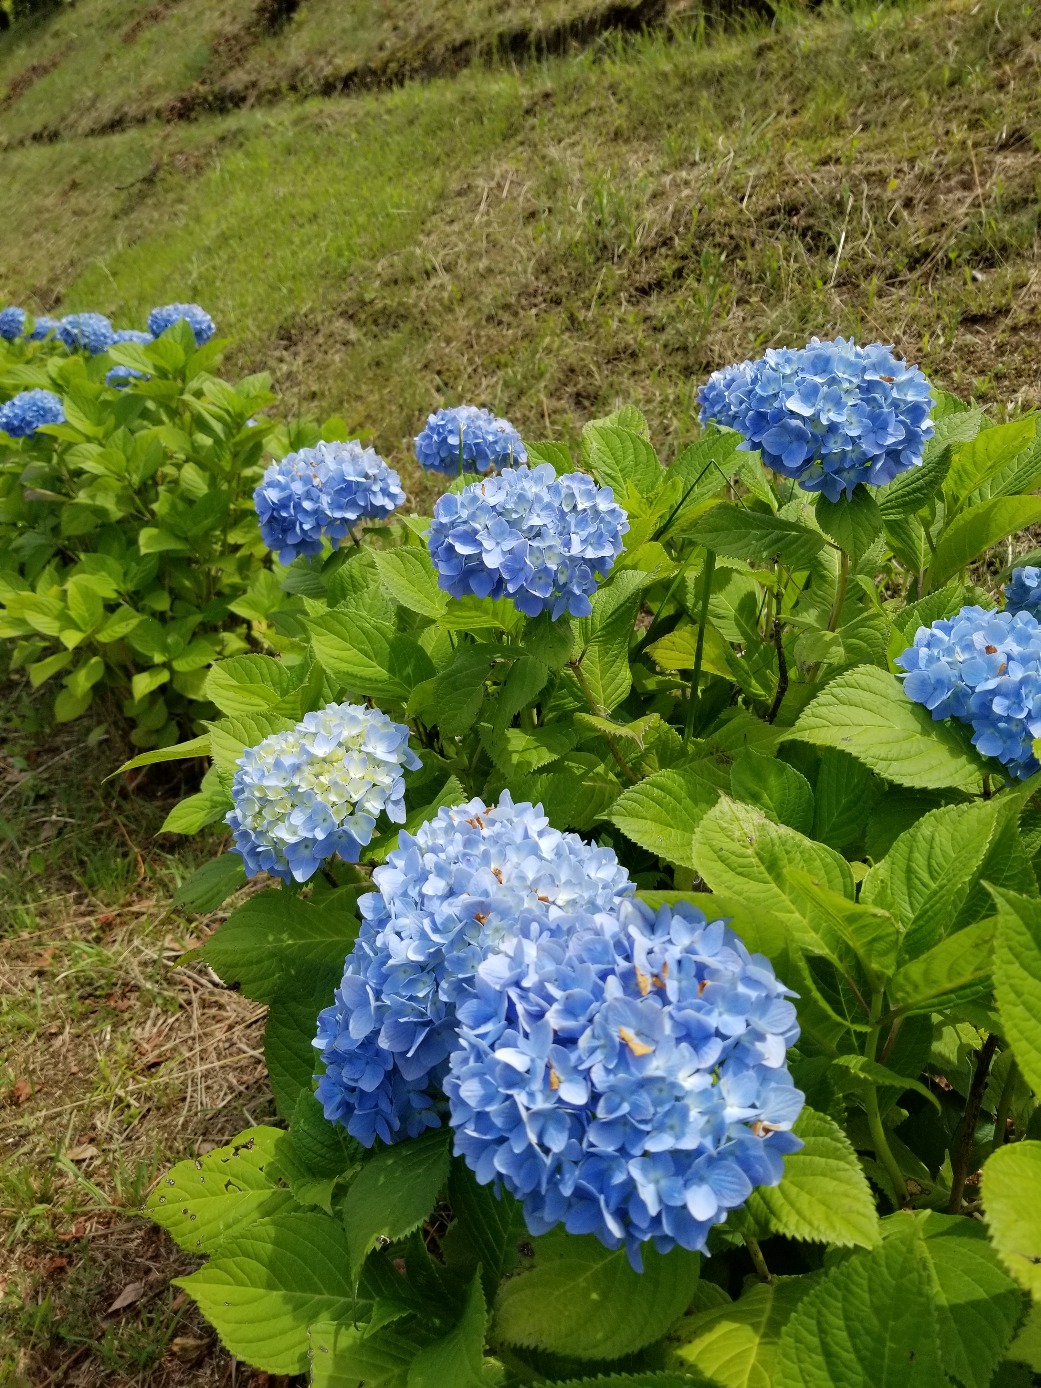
[102,350,1041,1385]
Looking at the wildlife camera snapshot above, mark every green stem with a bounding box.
[684,549,716,746]
[744,1236,772,1283]
[865,990,909,1207]
[948,1032,998,1214]
[828,549,849,633]
[991,1058,1018,1153]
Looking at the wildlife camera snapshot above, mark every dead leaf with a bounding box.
[66,1144,99,1162]
[169,1335,210,1364]
[170,1291,187,1312]
[56,1220,87,1243]
[8,1078,32,1105]
[34,948,55,970]
[105,1281,145,1315]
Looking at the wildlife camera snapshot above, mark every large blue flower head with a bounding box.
[428,463,628,619]
[897,604,1041,779]
[446,898,803,1269]
[0,388,65,438]
[0,307,27,341]
[57,312,115,354]
[147,302,215,345]
[699,337,935,502]
[1005,566,1041,620]
[415,405,527,476]
[254,440,406,565]
[314,794,635,1148]
[227,702,421,885]
[27,315,61,342]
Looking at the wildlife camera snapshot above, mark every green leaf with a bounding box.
[343,1130,452,1280]
[131,665,170,701]
[830,1054,941,1111]
[409,647,495,738]
[775,1224,946,1388]
[146,1127,294,1255]
[27,649,74,688]
[693,503,824,568]
[205,654,309,717]
[816,487,883,564]
[878,417,968,519]
[447,1160,526,1304]
[789,665,985,793]
[113,733,210,777]
[928,496,1041,588]
[671,1277,816,1388]
[491,654,549,738]
[608,767,719,869]
[173,854,246,912]
[745,1108,879,1249]
[265,959,344,1118]
[493,1234,699,1362]
[990,885,1041,1096]
[53,684,92,722]
[308,1319,422,1388]
[207,712,297,773]
[174,1211,353,1375]
[812,749,879,853]
[1006,1302,1041,1373]
[945,417,1036,505]
[373,548,450,620]
[160,780,230,834]
[888,917,995,1015]
[408,1275,490,1388]
[574,576,645,713]
[983,1141,1041,1297]
[307,610,435,703]
[201,890,358,1004]
[582,423,663,500]
[731,751,814,835]
[139,525,192,554]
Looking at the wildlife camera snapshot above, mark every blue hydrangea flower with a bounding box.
[314,794,635,1147]
[254,440,406,564]
[0,307,27,341]
[147,302,215,345]
[226,702,421,885]
[28,316,61,342]
[415,405,527,476]
[446,898,803,1269]
[897,605,1041,778]
[699,338,934,502]
[57,312,115,354]
[1005,566,1041,619]
[113,329,153,345]
[0,389,65,438]
[428,464,628,619]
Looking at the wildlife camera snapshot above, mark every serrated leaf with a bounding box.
[928,496,1041,588]
[373,548,450,620]
[308,1318,421,1388]
[731,751,814,835]
[265,957,344,1118]
[205,654,307,717]
[990,885,1041,1097]
[175,1211,353,1375]
[410,647,495,738]
[830,1054,940,1111]
[746,1108,879,1249]
[306,610,434,703]
[343,1130,452,1280]
[983,1141,1041,1296]
[1006,1301,1041,1372]
[945,417,1036,505]
[671,1276,816,1388]
[551,1377,694,1388]
[113,733,210,777]
[888,917,995,1015]
[447,1160,526,1304]
[146,1127,294,1255]
[581,423,664,500]
[173,854,246,912]
[493,1234,699,1362]
[207,712,297,773]
[816,487,883,563]
[693,503,824,568]
[607,767,718,868]
[161,780,230,834]
[408,1275,490,1388]
[789,665,984,793]
[812,749,879,853]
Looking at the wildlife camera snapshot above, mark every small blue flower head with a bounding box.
[428,463,629,619]
[57,312,115,354]
[415,405,527,476]
[254,440,406,565]
[446,898,803,1269]
[27,316,61,342]
[314,794,635,1148]
[147,302,215,345]
[1005,566,1041,620]
[113,329,153,345]
[897,604,1041,779]
[699,338,935,502]
[226,701,421,885]
[0,307,27,341]
[0,388,65,438]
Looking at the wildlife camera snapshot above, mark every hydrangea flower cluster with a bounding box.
[113,328,153,345]
[147,302,215,345]
[28,316,61,341]
[226,702,421,885]
[897,604,1041,778]
[699,337,935,502]
[314,795,635,1147]
[428,464,628,619]
[447,898,803,1268]
[57,312,115,354]
[254,440,406,564]
[415,405,527,475]
[0,307,27,341]
[0,389,65,438]
[314,796,803,1265]
[1005,566,1041,619]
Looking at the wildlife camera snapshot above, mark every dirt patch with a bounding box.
[121,2,174,45]
[1,53,60,110]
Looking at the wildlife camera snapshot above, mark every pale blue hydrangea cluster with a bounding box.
[226,702,421,885]
[415,405,527,475]
[699,337,935,502]
[1005,566,1041,619]
[28,316,61,341]
[314,796,803,1265]
[254,440,406,564]
[148,302,215,345]
[0,389,65,438]
[428,463,628,619]
[57,312,115,354]
[897,605,1041,778]
[0,307,27,341]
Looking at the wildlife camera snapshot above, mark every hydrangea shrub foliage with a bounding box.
[99,351,1041,1385]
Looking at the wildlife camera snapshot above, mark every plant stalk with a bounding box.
[991,1058,1018,1153]
[827,549,849,632]
[865,990,909,1207]
[948,1032,999,1213]
[744,1236,772,1283]
[684,549,716,746]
